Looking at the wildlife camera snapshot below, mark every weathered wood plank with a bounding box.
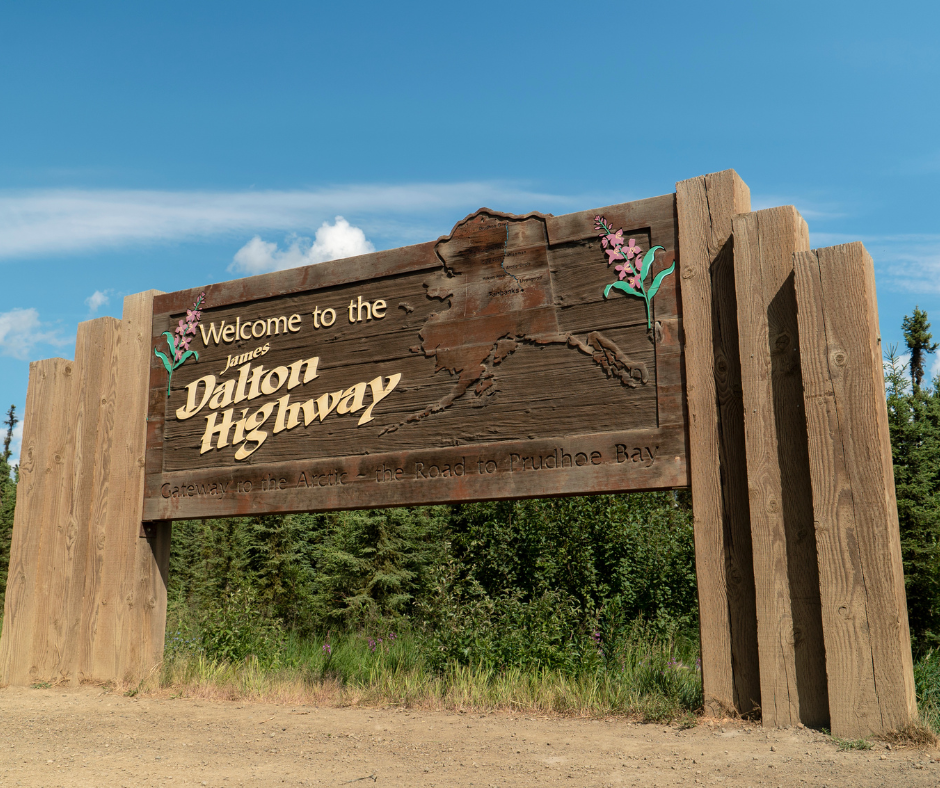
[676,169,760,716]
[0,358,75,685]
[48,318,120,683]
[74,319,122,682]
[733,207,828,728]
[794,244,916,738]
[89,291,167,682]
[545,194,676,247]
[153,241,442,317]
[144,424,689,520]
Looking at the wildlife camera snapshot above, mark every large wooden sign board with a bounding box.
[144,196,685,521]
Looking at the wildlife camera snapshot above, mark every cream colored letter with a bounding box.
[358,373,402,425]
[176,375,216,420]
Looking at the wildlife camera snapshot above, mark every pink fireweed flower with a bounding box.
[174,346,183,362]
[186,309,199,322]
[180,335,192,351]
[615,261,634,281]
[625,238,642,259]
[176,319,188,336]
[605,229,625,249]
[605,246,625,265]
[186,320,198,336]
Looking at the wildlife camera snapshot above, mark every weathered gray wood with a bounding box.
[733,208,828,728]
[676,170,760,716]
[0,358,76,685]
[793,243,916,738]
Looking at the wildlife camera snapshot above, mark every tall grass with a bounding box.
[914,648,940,734]
[151,625,702,722]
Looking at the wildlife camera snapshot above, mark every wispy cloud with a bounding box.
[0,183,584,260]
[85,289,112,313]
[810,232,940,295]
[0,308,66,359]
[750,194,847,221]
[231,217,375,275]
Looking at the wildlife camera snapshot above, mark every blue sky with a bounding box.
[2,1,938,461]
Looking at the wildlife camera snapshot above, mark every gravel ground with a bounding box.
[1,685,938,787]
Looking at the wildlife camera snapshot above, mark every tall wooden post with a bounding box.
[0,291,168,685]
[732,208,829,727]
[793,243,917,738]
[0,357,77,684]
[677,170,761,716]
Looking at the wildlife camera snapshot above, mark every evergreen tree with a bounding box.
[886,342,940,651]
[307,507,448,628]
[238,514,317,630]
[902,307,939,390]
[0,405,19,608]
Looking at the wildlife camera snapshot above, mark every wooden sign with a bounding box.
[143,195,686,521]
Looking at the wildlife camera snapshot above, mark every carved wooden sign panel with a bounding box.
[143,194,687,521]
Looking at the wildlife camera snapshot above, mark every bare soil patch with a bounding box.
[1,685,937,787]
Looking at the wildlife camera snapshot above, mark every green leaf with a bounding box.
[640,245,665,282]
[645,260,676,302]
[171,349,198,371]
[162,331,178,355]
[154,349,172,374]
[604,281,645,299]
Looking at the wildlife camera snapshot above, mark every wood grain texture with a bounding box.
[25,353,80,683]
[144,202,686,520]
[0,358,76,685]
[89,291,168,682]
[794,244,916,738]
[51,318,120,683]
[75,320,122,681]
[733,208,828,728]
[676,170,760,716]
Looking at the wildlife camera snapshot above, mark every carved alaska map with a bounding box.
[384,209,652,434]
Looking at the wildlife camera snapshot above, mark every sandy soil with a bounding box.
[1,686,938,787]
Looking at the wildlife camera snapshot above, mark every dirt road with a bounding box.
[1,685,937,787]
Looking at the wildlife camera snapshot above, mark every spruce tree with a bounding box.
[902,307,939,390]
[887,338,940,651]
[238,514,317,630]
[0,405,19,608]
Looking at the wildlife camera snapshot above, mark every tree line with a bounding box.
[2,308,940,661]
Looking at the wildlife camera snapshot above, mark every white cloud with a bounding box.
[750,194,847,221]
[85,289,111,313]
[231,217,376,275]
[0,183,584,260]
[809,233,940,295]
[0,308,64,359]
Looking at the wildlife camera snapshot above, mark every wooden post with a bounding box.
[0,358,76,684]
[732,208,829,727]
[0,292,167,686]
[677,170,761,716]
[793,243,917,738]
[89,290,167,683]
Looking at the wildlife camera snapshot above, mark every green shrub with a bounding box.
[197,588,284,668]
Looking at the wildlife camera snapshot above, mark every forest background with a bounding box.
[2,310,940,728]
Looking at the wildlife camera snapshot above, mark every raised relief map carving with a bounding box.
[382,209,652,434]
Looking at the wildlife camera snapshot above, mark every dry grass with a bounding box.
[129,653,699,723]
[876,720,938,749]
